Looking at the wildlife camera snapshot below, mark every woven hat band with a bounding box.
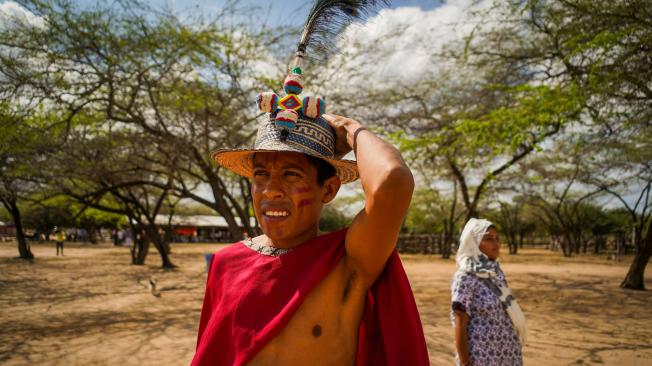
[255,116,335,158]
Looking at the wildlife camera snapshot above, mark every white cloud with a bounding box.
[0,1,45,29]
[327,0,492,86]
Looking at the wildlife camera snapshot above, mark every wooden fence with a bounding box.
[396,234,443,254]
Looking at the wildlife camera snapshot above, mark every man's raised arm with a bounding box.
[322,114,414,288]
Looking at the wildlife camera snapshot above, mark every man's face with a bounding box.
[479,227,500,260]
[251,152,339,248]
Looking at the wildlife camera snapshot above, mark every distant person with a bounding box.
[54,227,65,256]
[116,229,125,245]
[451,218,527,366]
[123,230,133,247]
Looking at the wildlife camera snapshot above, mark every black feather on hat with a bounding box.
[212,0,389,184]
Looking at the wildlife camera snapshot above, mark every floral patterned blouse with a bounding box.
[451,271,523,366]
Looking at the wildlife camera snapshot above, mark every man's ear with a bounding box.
[321,175,341,204]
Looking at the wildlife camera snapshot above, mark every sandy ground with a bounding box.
[0,241,650,366]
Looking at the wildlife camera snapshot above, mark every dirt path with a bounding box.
[1,242,650,365]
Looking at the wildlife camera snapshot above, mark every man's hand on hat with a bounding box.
[322,114,363,159]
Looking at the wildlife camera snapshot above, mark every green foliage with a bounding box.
[455,84,584,152]
[602,208,634,235]
[319,204,353,232]
[0,104,61,207]
[495,0,652,128]
[404,189,445,234]
[160,202,217,216]
[0,206,9,222]
[18,195,125,231]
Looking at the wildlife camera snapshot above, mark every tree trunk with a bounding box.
[441,224,454,259]
[509,240,518,255]
[131,237,149,265]
[88,223,98,244]
[130,225,149,265]
[209,178,244,242]
[440,231,453,259]
[561,234,573,257]
[594,236,604,254]
[621,219,652,290]
[507,230,518,254]
[4,200,34,259]
[442,242,452,259]
[145,224,175,268]
[442,187,457,260]
[571,226,582,255]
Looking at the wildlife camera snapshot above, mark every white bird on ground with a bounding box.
[148,276,160,297]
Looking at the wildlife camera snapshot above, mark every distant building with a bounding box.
[154,215,257,243]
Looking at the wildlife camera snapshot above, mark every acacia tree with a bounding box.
[14,193,126,246]
[0,104,61,258]
[403,158,465,259]
[314,10,586,227]
[0,0,271,242]
[468,0,652,289]
[504,144,606,257]
[583,134,652,289]
[359,72,584,227]
[139,78,262,239]
[494,202,523,255]
[489,197,538,255]
[53,125,178,267]
[0,118,34,259]
[404,187,464,259]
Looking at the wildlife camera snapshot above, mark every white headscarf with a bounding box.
[455,218,528,344]
[456,218,495,275]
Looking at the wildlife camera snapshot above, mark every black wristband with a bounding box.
[352,127,367,155]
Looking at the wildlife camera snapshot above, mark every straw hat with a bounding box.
[212,115,359,184]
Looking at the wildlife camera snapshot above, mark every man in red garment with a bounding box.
[192,112,429,365]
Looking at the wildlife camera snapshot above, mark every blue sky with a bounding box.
[139,0,442,15]
[69,0,444,27]
[1,0,448,35]
[208,0,442,29]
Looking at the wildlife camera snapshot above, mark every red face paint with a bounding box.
[294,186,313,194]
[298,199,313,208]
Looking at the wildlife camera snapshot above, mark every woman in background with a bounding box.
[451,218,527,366]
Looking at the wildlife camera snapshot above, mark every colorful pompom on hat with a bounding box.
[212,1,388,184]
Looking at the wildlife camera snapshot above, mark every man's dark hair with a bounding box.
[306,155,336,186]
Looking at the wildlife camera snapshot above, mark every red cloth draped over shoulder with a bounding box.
[191,228,429,366]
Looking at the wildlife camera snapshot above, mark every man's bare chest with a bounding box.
[248,258,367,365]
